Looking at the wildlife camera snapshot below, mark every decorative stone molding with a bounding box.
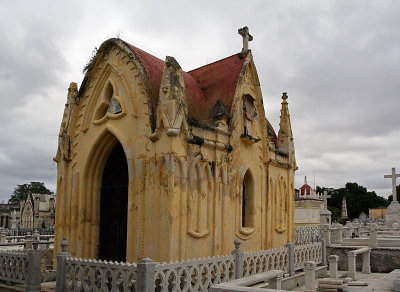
[82,63,131,133]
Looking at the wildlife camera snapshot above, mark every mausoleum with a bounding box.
[54,30,297,263]
[295,177,323,226]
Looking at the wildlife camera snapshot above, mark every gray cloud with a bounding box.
[0,0,399,201]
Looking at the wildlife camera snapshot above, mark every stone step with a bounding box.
[318,278,344,285]
[348,281,368,286]
[318,283,348,289]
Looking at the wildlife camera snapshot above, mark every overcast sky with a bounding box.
[0,1,399,202]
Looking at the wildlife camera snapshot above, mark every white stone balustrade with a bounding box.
[294,243,323,271]
[0,240,41,291]
[294,226,321,245]
[55,239,324,292]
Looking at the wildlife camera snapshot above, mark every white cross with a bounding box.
[384,167,400,201]
[323,190,331,210]
[238,26,253,54]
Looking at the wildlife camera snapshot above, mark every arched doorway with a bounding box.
[98,142,128,262]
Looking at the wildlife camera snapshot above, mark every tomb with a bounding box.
[295,176,323,226]
[53,29,297,263]
[384,168,400,225]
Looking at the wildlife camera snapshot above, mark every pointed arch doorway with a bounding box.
[98,141,128,262]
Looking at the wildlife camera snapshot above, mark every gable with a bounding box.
[74,38,277,140]
[187,52,249,123]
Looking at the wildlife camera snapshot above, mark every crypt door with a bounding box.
[99,142,128,262]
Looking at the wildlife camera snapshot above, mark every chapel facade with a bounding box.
[54,33,297,263]
[20,193,56,229]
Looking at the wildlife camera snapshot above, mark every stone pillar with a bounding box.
[137,258,156,292]
[362,249,371,274]
[0,229,6,243]
[347,252,357,280]
[26,239,41,292]
[285,242,295,276]
[55,238,71,292]
[25,232,33,250]
[342,226,349,238]
[321,224,331,246]
[344,221,353,238]
[332,225,343,244]
[304,261,317,292]
[33,229,40,241]
[320,209,332,225]
[369,223,378,248]
[321,239,327,266]
[328,255,339,278]
[231,239,244,279]
[269,272,283,289]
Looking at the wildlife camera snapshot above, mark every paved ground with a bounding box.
[292,270,400,291]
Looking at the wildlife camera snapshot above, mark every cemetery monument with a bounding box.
[53,28,297,263]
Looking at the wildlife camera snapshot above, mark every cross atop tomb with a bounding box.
[323,190,331,210]
[384,167,400,202]
[238,26,253,56]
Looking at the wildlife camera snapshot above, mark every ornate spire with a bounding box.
[277,92,294,155]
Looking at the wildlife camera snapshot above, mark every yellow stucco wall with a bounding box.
[53,40,296,263]
[369,208,387,220]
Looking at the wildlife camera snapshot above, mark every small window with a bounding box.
[242,170,255,228]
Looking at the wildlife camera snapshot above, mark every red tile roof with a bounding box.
[125,41,248,121]
[187,52,249,122]
[123,40,276,136]
[125,43,165,101]
[300,184,312,196]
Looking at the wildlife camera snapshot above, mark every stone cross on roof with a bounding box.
[323,190,331,210]
[238,26,253,57]
[384,167,400,201]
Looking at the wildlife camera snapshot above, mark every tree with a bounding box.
[319,182,389,219]
[8,182,54,204]
[328,206,341,222]
[387,185,400,203]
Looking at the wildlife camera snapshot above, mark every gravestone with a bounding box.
[384,168,400,225]
[359,212,367,223]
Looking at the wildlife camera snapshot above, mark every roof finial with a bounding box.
[238,26,253,58]
[304,176,307,184]
[282,92,288,101]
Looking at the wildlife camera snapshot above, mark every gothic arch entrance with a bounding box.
[98,141,128,262]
